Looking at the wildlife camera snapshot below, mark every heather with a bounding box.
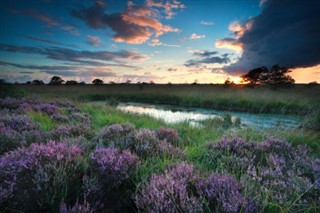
[1,97,319,212]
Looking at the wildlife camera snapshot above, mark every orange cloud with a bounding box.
[215,38,243,52]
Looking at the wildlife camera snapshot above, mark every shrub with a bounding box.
[136,162,203,213]
[89,148,139,212]
[207,136,320,211]
[94,123,135,149]
[131,128,160,157]
[156,127,179,145]
[197,174,258,213]
[0,141,83,211]
[90,148,139,187]
[50,124,91,140]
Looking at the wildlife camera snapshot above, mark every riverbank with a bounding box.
[10,84,320,115]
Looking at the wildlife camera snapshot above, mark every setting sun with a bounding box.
[230,77,243,84]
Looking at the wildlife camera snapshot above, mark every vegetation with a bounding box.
[241,65,295,88]
[49,76,65,85]
[0,97,319,212]
[15,84,320,116]
[92,79,104,85]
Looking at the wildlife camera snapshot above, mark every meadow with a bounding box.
[0,84,319,212]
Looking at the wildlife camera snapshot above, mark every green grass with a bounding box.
[27,111,57,131]
[17,84,320,115]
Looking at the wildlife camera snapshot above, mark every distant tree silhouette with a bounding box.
[241,66,268,87]
[32,79,44,85]
[49,76,64,85]
[224,77,235,86]
[65,80,78,85]
[79,81,86,85]
[261,65,295,89]
[92,79,103,85]
[26,81,32,85]
[149,80,155,84]
[125,79,132,84]
[0,79,6,85]
[242,65,295,89]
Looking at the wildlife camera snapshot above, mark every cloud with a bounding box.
[86,35,101,47]
[0,43,148,64]
[148,38,180,47]
[215,38,243,52]
[20,71,34,74]
[222,0,320,74]
[167,68,177,72]
[190,33,205,39]
[200,21,214,26]
[20,10,80,36]
[40,70,116,77]
[146,0,185,19]
[192,50,218,57]
[185,50,230,67]
[72,0,182,44]
[20,35,75,47]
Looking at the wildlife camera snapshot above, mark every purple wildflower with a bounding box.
[91,148,139,187]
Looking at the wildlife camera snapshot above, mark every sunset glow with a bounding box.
[0,0,319,84]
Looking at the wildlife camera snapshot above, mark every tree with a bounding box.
[241,66,268,87]
[92,79,103,85]
[65,80,78,85]
[125,79,132,84]
[241,65,295,89]
[49,76,64,85]
[224,77,235,87]
[261,65,295,89]
[32,79,44,85]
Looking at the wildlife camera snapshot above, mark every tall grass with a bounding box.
[18,84,320,115]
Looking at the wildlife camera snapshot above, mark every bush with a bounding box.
[207,136,320,211]
[156,127,180,145]
[0,141,84,211]
[90,148,139,187]
[94,123,135,149]
[136,162,203,213]
[136,162,257,213]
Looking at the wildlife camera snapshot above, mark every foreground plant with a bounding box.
[207,136,320,212]
[136,162,257,213]
[0,141,84,211]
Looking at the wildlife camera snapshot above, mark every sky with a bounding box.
[0,0,319,84]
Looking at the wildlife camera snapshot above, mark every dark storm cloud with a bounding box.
[0,43,148,63]
[71,0,181,44]
[184,50,230,67]
[223,0,320,74]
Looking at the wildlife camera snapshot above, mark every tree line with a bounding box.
[1,64,317,87]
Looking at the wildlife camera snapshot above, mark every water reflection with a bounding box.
[116,102,301,129]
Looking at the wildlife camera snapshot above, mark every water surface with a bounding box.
[90,101,301,129]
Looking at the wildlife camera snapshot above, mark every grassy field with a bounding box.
[1,85,319,212]
[11,84,320,115]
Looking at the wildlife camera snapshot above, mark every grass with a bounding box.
[1,95,319,212]
[27,111,57,131]
[16,84,320,115]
